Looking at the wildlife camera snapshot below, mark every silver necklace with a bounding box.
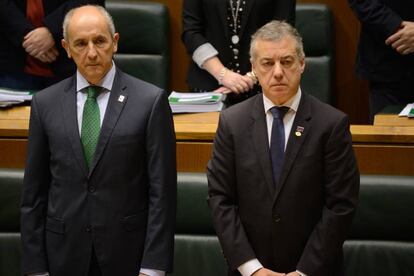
[229,0,241,44]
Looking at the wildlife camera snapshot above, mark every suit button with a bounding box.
[274,216,281,223]
[86,226,92,232]
[88,185,96,193]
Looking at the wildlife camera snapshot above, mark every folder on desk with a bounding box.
[398,104,414,118]
[0,88,33,107]
[168,91,226,113]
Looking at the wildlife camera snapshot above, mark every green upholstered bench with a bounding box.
[0,169,23,276]
[107,0,170,90]
[344,175,414,275]
[2,169,414,276]
[296,4,334,105]
[172,173,414,276]
[168,173,226,276]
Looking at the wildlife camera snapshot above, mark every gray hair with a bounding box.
[63,5,116,40]
[250,20,305,61]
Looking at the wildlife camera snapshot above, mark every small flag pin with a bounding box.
[295,126,304,137]
[118,95,125,102]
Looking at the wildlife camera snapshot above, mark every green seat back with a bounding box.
[296,4,334,104]
[107,1,170,90]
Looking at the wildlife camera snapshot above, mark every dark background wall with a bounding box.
[143,0,370,124]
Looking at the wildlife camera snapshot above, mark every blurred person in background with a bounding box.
[182,0,295,106]
[0,0,104,91]
[348,0,414,122]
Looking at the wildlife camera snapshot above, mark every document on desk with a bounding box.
[399,103,414,118]
[168,91,226,113]
[0,88,32,107]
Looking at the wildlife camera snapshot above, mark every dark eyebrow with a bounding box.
[73,38,85,44]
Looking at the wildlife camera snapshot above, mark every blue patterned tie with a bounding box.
[81,86,101,168]
[270,106,289,186]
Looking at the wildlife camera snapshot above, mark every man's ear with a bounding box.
[251,59,256,74]
[299,57,305,74]
[112,33,120,53]
[61,39,72,58]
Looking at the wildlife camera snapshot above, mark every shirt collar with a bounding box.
[76,60,116,92]
[263,87,302,114]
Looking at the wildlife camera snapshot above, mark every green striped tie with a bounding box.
[81,86,101,168]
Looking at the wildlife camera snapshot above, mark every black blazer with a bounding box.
[182,0,296,91]
[207,93,359,275]
[21,69,177,276]
[0,0,104,79]
[348,0,414,82]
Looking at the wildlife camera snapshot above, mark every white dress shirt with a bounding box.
[237,88,307,276]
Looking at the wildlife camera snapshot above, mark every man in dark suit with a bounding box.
[0,0,103,91]
[348,0,414,121]
[20,5,176,276]
[207,21,359,276]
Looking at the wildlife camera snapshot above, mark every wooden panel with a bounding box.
[174,112,219,140]
[354,145,414,175]
[0,139,27,168]
[2,107,414,175]
[4,138,414,175]
[176,142,212,172]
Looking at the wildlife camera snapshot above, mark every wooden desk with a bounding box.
[1,107,414,175]
[374,113,414,127]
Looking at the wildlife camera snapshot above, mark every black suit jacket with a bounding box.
[0,0,103,79]
[21,68,177,276]
[207,93,359,275]
[182,0,295,91]
[348,0,414,82]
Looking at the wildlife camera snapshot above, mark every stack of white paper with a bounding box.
[0,88,33,107]
[398,103,414,118]
[168,91,226,113]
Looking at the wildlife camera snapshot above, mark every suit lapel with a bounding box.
[274,93,312,202]
[61,76,89,176]
[89,70,128,176]
[250,95,275,198]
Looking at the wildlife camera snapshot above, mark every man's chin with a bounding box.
[84,72,104,84]
[268,87,289,95]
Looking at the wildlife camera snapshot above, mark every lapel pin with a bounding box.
[118,95,125,103]
[295,126,304,137]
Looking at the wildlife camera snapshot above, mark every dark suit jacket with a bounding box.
[348,0,414,82]
[207,93,359,275]
[182,0,295,91]
[0,0,104,79]
[20,68,177,276]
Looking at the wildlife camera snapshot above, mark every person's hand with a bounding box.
[214,86,232,94]
[23,27,56,59]
[138,273,148,276]
[35,46,59,63]
[220,70,255,94]
[286,271,301,276]
[385,21,414,55]
[252,268,286,276]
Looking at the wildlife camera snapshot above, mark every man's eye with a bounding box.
[95,38,107,46]
[262,61,274,67]
[281,59,294,68]
[75,41,86,48]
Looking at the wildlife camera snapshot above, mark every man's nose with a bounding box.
[272,62,284,79]
[86,42,97,58]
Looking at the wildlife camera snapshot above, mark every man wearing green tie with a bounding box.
[21,5,176,276]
